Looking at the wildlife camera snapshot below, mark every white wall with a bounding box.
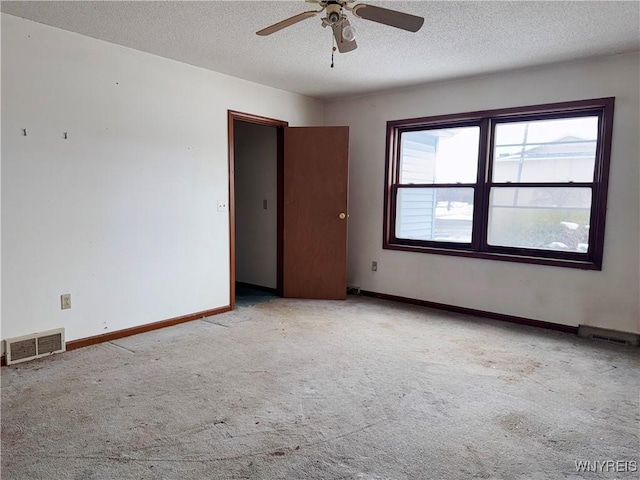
[324,53,640,334]
[234,121,277,288]
[1,14,323,343]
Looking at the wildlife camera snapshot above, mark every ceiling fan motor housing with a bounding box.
[328,11,340,24]
[325,2,343,25]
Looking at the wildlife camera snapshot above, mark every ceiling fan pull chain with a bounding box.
[340,5,344,43]
[331,36,336,68]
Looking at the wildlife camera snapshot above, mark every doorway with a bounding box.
[228,112,350,309]
[228,111,287,309]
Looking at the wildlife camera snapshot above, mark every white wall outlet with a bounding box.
[217,200,228,212]
[372,261,378,272]
[61,294,71,310]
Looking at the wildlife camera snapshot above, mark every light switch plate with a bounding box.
[61,294,71,310]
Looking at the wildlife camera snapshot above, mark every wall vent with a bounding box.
[578,325,639,347]
[5,329,66,365]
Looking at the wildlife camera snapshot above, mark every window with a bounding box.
[384,98,615,269]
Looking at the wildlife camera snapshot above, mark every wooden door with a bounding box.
[283,127,349,299]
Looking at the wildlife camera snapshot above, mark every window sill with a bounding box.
[383,242,601,270]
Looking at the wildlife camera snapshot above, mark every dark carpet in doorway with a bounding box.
[236,285,278,308]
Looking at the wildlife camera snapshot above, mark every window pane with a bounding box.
[488,187,592,252]
[399,127,479,184]
[493,117,598,183]
[396,188,473,243]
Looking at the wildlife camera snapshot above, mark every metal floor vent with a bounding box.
[590,334,628,345]
[578,325,639,347]
[5,329,66,365]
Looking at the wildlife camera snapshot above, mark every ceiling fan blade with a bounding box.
[256,11,318,36]
[352,4,424,32]
[332,19,358,53]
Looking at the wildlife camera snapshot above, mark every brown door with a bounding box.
[283,127,349,299]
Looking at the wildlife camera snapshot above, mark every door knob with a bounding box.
[339,213,346,220]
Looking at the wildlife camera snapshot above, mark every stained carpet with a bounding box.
[2,296,638,479]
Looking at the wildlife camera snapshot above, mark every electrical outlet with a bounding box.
[217,200,228,212]
[61,294,71,310]
[372,261,378,272]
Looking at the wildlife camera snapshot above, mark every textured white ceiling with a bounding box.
[2,1,639,99]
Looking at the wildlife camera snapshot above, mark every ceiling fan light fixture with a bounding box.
[342,24,356,42]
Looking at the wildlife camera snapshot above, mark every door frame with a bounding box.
[227,110,288,310]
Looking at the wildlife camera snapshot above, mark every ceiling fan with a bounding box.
[256,0,424,53]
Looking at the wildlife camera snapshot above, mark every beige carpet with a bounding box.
[2,296,638,479]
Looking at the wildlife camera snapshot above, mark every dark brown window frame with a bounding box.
[383,97,615,270]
